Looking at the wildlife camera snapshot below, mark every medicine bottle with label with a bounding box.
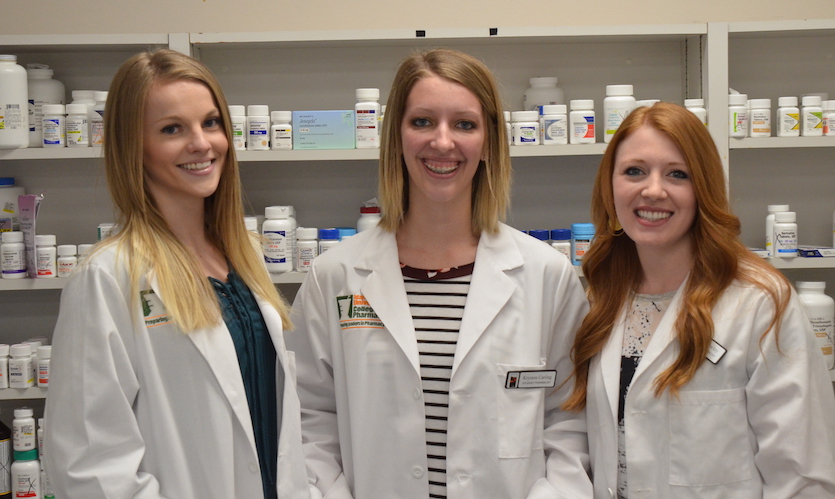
[776,96,800,137]
[0,55,29,150]
[796,281,835,370]
[603,85,636,143]
[247,105,270,151]
[801,95,823,137]
[36,346,51,388]
[41,104,65,148]
[550,229,571,260]
[229,105,246,151]
[357,206,381,232]
[772,211,797,258]
[511,111,539,146]
[684,98,707,125]
[27,64,65,148]
[540,105,568,145]
[765,204,789,257]
[503,111,511,146]
[569,100,595,144]
[318,228,340,254]
[8,346,33,388]
[1,231,26,279]
[90,91,107,147]
[270,111,293,150]
[748,99,771,137]
[571,223,595,266]
[728,94,748,138]
[295,227,318,272]
[0,344,9,389]
[263,206,293,273]
[523,77,564,110]
[65,103,89,147]
[823,100,835,136]
[57,244,77,277]
[355,88,380,149]
[35,234,57,278]
[11,448,40,499]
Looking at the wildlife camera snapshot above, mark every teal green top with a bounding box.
[210,270,282,499]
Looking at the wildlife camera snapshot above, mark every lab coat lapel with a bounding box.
[629,280,687,388]
[600,307,627,424]
[452,226,520,376]
[147,275,259,459]
[355,228,421,375]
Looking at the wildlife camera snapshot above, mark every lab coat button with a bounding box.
[249,462,258,473]
[413,388,421,399]
[411,466,424,478]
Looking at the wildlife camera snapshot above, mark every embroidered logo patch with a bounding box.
[336,294,384,330]
[140,290,172,328]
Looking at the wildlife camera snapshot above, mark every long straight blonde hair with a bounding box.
[103,49,290,331]
[564,103,789,410]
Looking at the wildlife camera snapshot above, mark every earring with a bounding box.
[609,218,623,236]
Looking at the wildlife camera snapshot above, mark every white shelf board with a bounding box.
[728,19,835,35]
[0,387,47,400]
[0,148,104,161]
[768,258,835,270]
[0,33,170,50]
[510,143,608,157]
[729,137,835,150]
[0,278,66,291]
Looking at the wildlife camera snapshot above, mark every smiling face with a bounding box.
[142,79,228,212]
[612,125,697,262]
[400,74,486,213]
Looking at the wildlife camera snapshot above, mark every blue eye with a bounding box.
[204,117,221,128]
[624,167,643,176]
[457,121,476,131]
[669,170,689,180]
[412,118,431,127]
[161,125,178,135]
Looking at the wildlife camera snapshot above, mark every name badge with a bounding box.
[706,340,727,365]
[505,370,557,389]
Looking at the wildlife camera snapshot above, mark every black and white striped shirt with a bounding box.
[402,263,474,499]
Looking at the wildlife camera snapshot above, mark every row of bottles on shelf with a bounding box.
[757,205,835,259]
[0,408,55,498]
[729,90,835,138]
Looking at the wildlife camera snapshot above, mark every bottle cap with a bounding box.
[778,96,798,107]
[37,346,51,359]
[94,91,108,102]
[360,206,381,214]
[356,88,380,100]
[57,244,77,256]
[0,55,18,62]
[14,407,33,419]
[271,110,292,122]
[801,95,822,107]
[570,100,594,111]
[571,223,596,236]
[511,111,538,122]
[319,228,340,240]
[550,229,571,241]
[0,344,9,357]
[796,281,826,291]
[767,204,789,213]
[10,344,31,358]
[529,77,558,86]
[748,99,771,109]
[541,104,567,115]
[228,105,246,116]
[65,103,88,115]
[774,211,796,223]
[13,449,38,462]
[528,230,550,241]
[42,104,65,115]
[264,206,290,219]
[684,98,704,107]
[35,234,56,246]
[78,244,94,256]
[1,231,23,243]
[728,94,748,106]
[337,227,357,240]
[71,90,95,101]
[247,105,269,116]
[296,227,318,240]
[606,84,633,96]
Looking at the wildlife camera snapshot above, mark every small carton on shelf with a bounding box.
[797,246,835,258]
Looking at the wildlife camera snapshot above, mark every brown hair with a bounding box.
[378,48,511,235]
[103,49,290,331]
[564,102,789,410]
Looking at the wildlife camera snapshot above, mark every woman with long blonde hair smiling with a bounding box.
[44,49,315,499]
[565,102,835,498]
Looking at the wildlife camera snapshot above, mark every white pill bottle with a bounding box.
[796,281,835,370]
[262,206,293,273]
[603,84,636,143]
[0,55,29,149]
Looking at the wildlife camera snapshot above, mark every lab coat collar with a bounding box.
[147,273,260,462]
[599,275,689,423]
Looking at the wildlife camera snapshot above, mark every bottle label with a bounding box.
[808,315,834,359]
[543,117,567,143]
[232,122,246,150]
[731,110,748,135]
[774,227,797,255]
[574,238,592,261]
[263,230,288,263]
[804,111,823,132]
[296,245,317,271]
[605,107,631,136]
[749,110,771,135]
[271,126,292,149]
[0,104,24,130]
[0,438,8,494]
[247,119,269,149]
[91,111,105,146]
[42,118,63,145]
[572,116,595,140]
[355,109,378,146]
[2,247,26,275]
[36,251,55,277]
[515,124,538,144]
[779,112,800,134]
[66,117,88,146]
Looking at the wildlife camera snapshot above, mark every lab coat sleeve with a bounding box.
[528,262,593,499]
[44,262,171,499]
[287,264,354,499]
[744,290,835,498]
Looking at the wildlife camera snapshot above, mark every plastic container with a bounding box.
[823,100,835,136]
[603,85,636,143]
[262,206,293,273]
[684,98,707,125]
[550,229,572,259]
[36,345,51,387]
[8,345,32,389]
[35,234,56,278]
[355,88,380,149]
[57,244,77,277]
[801,95,823,137]
[229,105,246,151]
[523,77,564,111]
[571,223,595,266]
[27,64,65,148]
[357,206,381,232]
[511,111,539,146]
[0,344,9,389]
[772,211,797,258]
[0,178,24,232]
[540,104,568,145]
[569,100,595,144]
[765,204,789,257]
[11,449,39,499]
[12,408,35,452]
[748,98,771,137]
[0,408,9,496]
[728,93,748,138]
[776,96,800,137]
[246,105,270,151]
[295,227,318,272]
[318,228,340,254]
[41,104,65,148]
[0,55,29,150]
[90,91,107,147]
[65,103,89,147]
[270,110,293,150]
[796,281,834,370]
[1,231,26,279]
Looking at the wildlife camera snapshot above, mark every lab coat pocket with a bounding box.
[496,362,546,458]
[669,387,751,486]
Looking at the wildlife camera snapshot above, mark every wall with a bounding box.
[5,0,835,35]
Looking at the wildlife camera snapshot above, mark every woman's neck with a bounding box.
[158,199,229,280]
[636,245,693,295]
[396,201,479,270]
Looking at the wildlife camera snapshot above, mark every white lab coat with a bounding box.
[44,244,316,499]
[286,223,593,499]
[586,274,835,498]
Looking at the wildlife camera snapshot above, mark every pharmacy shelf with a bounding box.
[0,147,103,161]
[0,278,67,291]
[768,258,835,270]
[729,137,835,149]
[0,387,47,400]
[0,33,170,50]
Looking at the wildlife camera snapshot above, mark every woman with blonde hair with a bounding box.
[287,48,592,498]
[565,102,835,498]
[44,49,314,498]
